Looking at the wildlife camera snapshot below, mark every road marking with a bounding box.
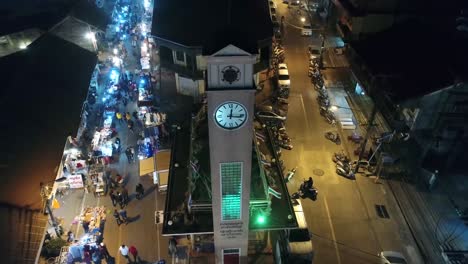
[380,184,386,195]
[299,94,311,132]
[75,191,87,236]
[324,196,342,264]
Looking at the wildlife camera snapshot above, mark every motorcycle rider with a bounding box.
[303,177,314,191]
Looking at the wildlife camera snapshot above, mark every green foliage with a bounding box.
[42,237,67,258]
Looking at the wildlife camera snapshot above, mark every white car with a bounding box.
[379,251,408,264]
[302,25,312,36]
[269,0,277,8]
[277,64,290,88]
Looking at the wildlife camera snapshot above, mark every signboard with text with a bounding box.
[68,174,84,188]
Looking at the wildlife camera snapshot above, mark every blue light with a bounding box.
[110,69,119,81]
[120,19,125,23]
[123,34,127,39]
[102,97,106,102]
[140,79,145,85]
[142,32,147,37]
[115,26,120,32]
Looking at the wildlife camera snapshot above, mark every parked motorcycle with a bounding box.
[336,166,355,180]
[336,160,352,171]
[325,131,341,144]
[332,151,350,163]
[318,97,330,107]
[348,133,363,144]
[278,142,293,150]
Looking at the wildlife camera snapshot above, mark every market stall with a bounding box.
[137,74,154,106]
[91,110,118,159]
[88,164,106,196]
[137,106,166,127]
[80,206,107,234]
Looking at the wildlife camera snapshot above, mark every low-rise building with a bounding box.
[347,20,468,178]
[151,0,273,101]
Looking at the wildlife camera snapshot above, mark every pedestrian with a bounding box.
[83,250,92,264]
[113,209,122,226]
[127,119,135,133]
[129,245,140,263]
[67,231,74,243]
[116,112,123,123]
[135,183,144,200]
[82,221,90,233]
[125,147,133,164]
[99,242,112,261]
[109,190,117,206]
[121,187,129,205]
[119,244,131,262]
[92,250,102,264]
[119,209,128,224]
[117,192,125,208]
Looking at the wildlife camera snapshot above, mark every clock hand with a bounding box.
[229,109,233,119]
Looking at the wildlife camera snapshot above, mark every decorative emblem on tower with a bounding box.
[221,66,241,84]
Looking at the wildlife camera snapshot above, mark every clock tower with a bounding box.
[206,45,257,263]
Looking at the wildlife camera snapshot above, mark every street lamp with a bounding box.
[85,29,97,52]
[330,104,377,173]
[300,17,306,23]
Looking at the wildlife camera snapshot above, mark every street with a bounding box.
[272,1,423,263]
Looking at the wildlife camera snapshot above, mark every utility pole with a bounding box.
[354,104,377,173]
[40,182,60,237]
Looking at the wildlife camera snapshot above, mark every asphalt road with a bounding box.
[272,1,424,263]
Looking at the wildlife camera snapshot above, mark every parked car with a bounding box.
[379,251,408,264]
[301,25,312,36]
[275,199,314,263]
[270,7,276,16]
[271,14,278,23]
[274,31,282,42]
[277,64,290,88]
[269,0,277,8]
[256,111,287,121]
[308,46,321,59]
[308,1,319,11]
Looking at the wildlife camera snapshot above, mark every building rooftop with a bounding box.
[0,33,97,209]
[349,20,468,102]
[151,0,273,55]
[0,0,111,37]
[162,105,297,235]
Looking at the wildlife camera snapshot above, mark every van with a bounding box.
[275,199,314,263]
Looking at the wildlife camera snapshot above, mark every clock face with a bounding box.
[221,66,241,84]
[214,101,248,130]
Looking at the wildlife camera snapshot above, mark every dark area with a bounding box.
[0,33,96,208]
[151,0,273,54]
